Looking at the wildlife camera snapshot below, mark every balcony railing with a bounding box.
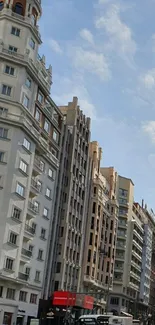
[28,201,39,213]
[21,248,32,258]
[34,158,44,171]
[31,179,41,192]
[25,224,35,235]
[18,272,29,281]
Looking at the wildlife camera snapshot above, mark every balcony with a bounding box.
[33,158,44,175]
[24,224,35,241]
[21,248,32,262]
[18,272,29,281]
[118,221,127,229]
[132,239,143,252]
[114,266,124,273]
[28,201,39,214]
[117,232,126,240]
[115,254,125,261]
[130,271,140,281]
[116,243,126,251]
[30,179,41,194]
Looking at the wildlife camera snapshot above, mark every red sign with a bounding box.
[83,295,94,310]
[53,291,76,306]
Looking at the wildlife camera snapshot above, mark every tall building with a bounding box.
[81,142,118,312]
[0,1,62,324]
[46,97,91,294]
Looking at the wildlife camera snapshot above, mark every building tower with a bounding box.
[46,97,91,295]
[0,1,62,324]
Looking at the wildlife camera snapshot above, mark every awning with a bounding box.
[53,291,94,310]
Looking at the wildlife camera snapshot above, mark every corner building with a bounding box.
[0,1,62,324]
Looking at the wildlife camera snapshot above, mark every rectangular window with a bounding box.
[9,45,18,52]
[43,207,48,218]
[23,94,29,109]
[23,138,31,151]
[30,293,37,304]
[9,232,17,245]
[45,188,51,198]
[38,249,43,261]
[0,128,8,139]
[32,222,37,233]
[5,258,13,270]
[56,262,61,273]
[37,91,44,104]
[35,107,41,122]
[53,130,59,143]
[44,119,50,133]
[0,286,3,297]
[41,228,46,240]
[19,291,27,302]
[48,168,54,179]
[5,65,15,76]
[11,26,20,37]
[29,38,35,49]
[0,152,5,162]
[2,85,12,96]
[19,160,28,174]
[25,77,31,89]
[35,271,40,282]
[16,183,24,197]
[25,267,30,276]
[12,207,21,220]
[6,288,15,300]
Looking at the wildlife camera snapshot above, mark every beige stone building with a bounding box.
[81,142,118,311]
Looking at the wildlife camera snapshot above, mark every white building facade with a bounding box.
[0,1,62,325]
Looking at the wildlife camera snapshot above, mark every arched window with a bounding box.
[0,1,4,11]
[14,2,23,15]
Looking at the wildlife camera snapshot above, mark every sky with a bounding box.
[39,0,155,210]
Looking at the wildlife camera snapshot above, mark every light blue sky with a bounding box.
[39,0,155,210]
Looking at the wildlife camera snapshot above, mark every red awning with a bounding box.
[52,291,94,310]
[83,295,94,310]
[53,291,76,306]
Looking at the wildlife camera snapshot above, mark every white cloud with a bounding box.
[70,47,111,81]
[95,4,137,62]
[98,0,110,4]
[53,75,99,120]
[79,29,94,45]
[140,69,155,89]
[48,39,62,54]
[142,121,155,143]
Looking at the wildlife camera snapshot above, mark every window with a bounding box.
[25,77,31,89]
[29,38,35,49]
[41,228,46,240]
[11,27,20,37]
[9,232,17,245]
[6,288,15,300]
[0,128,8,139]
[19,160,28,174]
[89,233,93,245]
[16,183,24,197]
[23,138,31,151]
[44,119,50,133]
[25,267,30,277]
[43,208,49,219]
[110,297,119,305]
[56,262,61,273]
[32,222,37,233]
[46,188,51,199]
[53,130,59,143]
[14,2,23,15]
[0,1,4,11]
[3,313,13,325]
[35,108,41,122]
[38,249,43,261]
[5,65,15,76]
[37,91,44,104]
[2,85,12,96]
[29,245,33,253]
[119,188,128,197]
[0,286,3,297]
[19,291,27,302]
[30,293,37,304]
[5,256,14,270]
[12,207,21,220]
[35,271,40,282]
[48,168,54,179]
[0,152,5,162]
[9,45,17,52]
[23,94,29,109]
